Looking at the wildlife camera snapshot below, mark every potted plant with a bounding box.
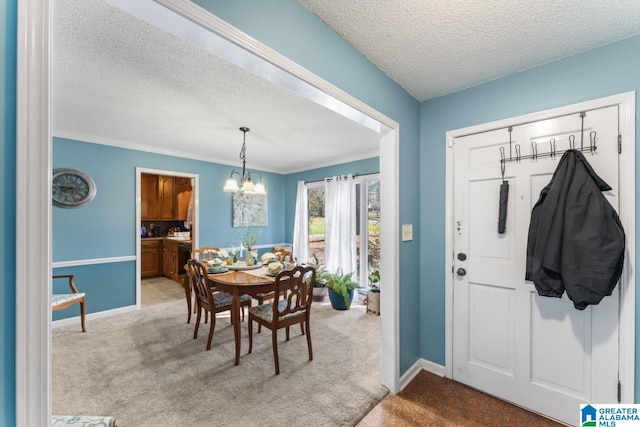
[237,227,260,261]
[307,254,329,302]
[325,269,361,310]
[367,269,380,315]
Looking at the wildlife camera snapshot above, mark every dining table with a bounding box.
[206,267,276,365]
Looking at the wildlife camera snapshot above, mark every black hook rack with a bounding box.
[499,112,597,166]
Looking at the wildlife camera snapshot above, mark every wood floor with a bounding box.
[357,370,564,426]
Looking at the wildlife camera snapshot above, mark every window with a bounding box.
[307,183,325,263]
[356,176,380,287]
[305,175,380,288]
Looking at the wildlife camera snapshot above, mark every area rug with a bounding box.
[52,279,386,426]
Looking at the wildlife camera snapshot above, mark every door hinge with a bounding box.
[617,380,621,403]
[618,134,622,154]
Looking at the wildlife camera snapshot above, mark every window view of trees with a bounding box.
[307,186,325,263]
[307,177,380,288]
[356,179,380,285]
[367,180,381,273]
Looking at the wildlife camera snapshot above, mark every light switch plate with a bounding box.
[402,224,413,241]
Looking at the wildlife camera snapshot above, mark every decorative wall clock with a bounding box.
[52,168,97,208]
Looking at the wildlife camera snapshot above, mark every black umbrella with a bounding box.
[498,149,509,234]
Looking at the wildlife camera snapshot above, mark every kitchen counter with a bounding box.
[164,237,192,243]
[141,236,192,242]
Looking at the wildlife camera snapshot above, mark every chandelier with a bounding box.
[223,127,266,195]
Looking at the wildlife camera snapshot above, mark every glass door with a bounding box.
[356,176,380,288]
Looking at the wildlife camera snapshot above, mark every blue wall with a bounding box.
[52,137,286,320]
[284,157,380,244]
[419,35,640,398]
[52,263,136,321]
[5,2,640,424]
[4,1,421,420]
[195,0,422,376]
[53,137,286,261]
[1,0,16,424]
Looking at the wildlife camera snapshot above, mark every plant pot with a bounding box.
[312,286,327,302]
[367,290,380,315]
[328,288,354,310]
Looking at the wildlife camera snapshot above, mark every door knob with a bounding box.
[456,268,467,276]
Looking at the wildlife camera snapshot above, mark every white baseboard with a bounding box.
[52,305,137,329]
[398,358,446,391]
[399,359,424,390]
[421,359,446,377]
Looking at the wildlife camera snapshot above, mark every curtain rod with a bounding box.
[304,172,380,185]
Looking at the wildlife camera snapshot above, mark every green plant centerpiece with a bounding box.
[238,227,260,263]
[325,269,361,310]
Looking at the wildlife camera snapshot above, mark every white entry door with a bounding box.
[452,106,620,424]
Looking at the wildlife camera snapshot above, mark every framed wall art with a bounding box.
[233,192,268,227]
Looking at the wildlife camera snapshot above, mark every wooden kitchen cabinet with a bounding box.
[163,239,179,282]
[175,177,192,195]
[141,174,159,220]
[158,175,175,220]
[141,174,191,221]
[141,239,162,277]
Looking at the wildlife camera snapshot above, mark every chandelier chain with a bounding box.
[240,128,248,180]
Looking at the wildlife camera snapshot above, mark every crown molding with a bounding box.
[283,151,380,175]
[52,129,284,174]
[53,129,378,176]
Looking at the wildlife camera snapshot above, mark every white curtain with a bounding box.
[292,181,309,264]
[324,174,356,275]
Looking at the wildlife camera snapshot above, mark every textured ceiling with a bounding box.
[298,0,640,101]
[52,0,379,174]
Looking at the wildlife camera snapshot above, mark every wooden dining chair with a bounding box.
[248,265,315,375]
[52,275,86,332]
[273,248,293,263]
[191,246,221,261]
[186,259,252,351]
[254,248,293,308]
[185,246,220,323]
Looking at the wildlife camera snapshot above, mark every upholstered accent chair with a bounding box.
[186,259,252,351]
[52,275,86,332]
[248,266,315,375]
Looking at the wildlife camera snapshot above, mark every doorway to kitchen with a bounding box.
[136,167,199,309]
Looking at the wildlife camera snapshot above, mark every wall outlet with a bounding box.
[402,224,413,241]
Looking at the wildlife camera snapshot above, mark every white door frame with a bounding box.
[444,92,636,404]
[16,0,401,424]
[136,167,199,308]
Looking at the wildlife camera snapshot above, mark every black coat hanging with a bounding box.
[525,149,625,310]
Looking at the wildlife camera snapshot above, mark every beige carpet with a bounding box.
[52,278,386,426]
